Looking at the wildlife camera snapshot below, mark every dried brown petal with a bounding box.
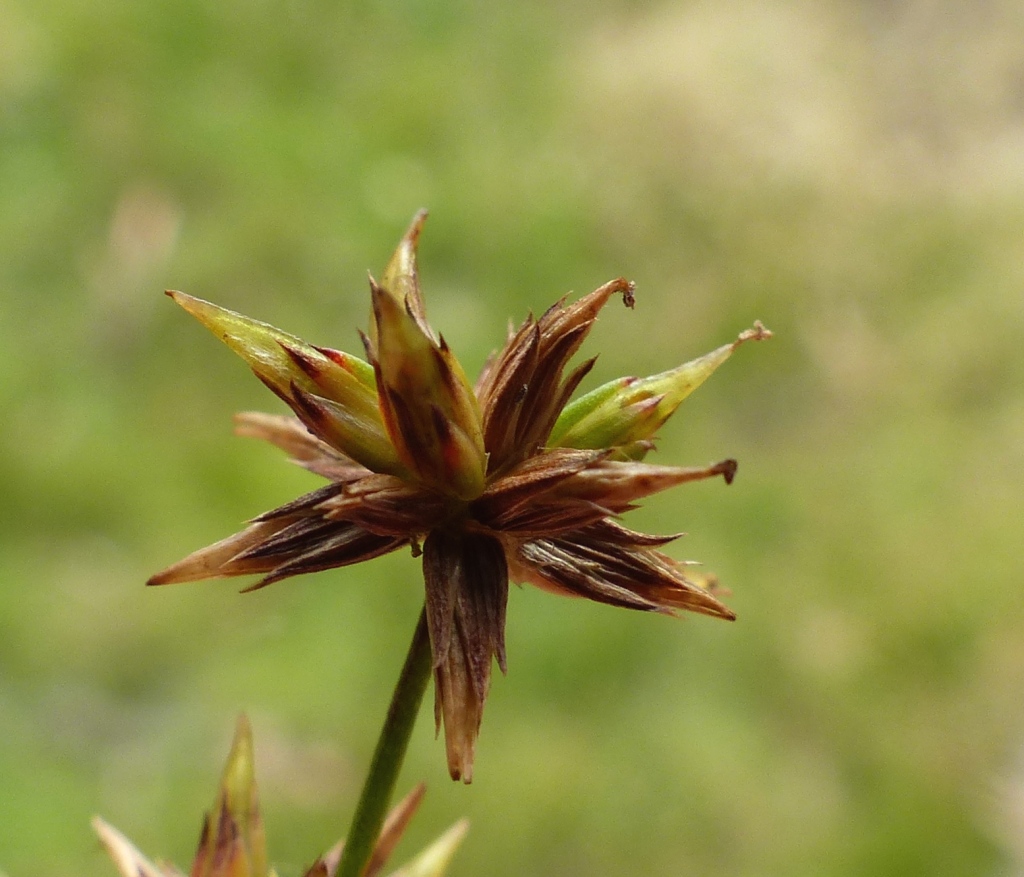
[322,477,446,537]
[423,530,508,783]
[477,278,634,475]
[490,498,621,538]
[148,520,295,586]
[252,483,346,522]
[148,509,405,592]
[511,532,735,620]
[243,526,406,591]
[470,448,607,527]
[550,458,737,512]
[233,412,367,482]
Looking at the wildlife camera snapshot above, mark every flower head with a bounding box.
[150,212,771,782]
[93,715,467,877]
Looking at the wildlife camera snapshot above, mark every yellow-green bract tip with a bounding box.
[166,290,403,475]
[551,321,772,453]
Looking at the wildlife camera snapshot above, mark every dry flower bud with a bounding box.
[151,214,771,782]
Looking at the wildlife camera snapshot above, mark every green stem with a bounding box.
[337,605,433,877]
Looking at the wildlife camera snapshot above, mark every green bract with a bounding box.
[550,321,771,455]
[169,291,403,475]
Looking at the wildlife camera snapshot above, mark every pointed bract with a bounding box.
[387,820,470,877]
[551,321,772,452]
[369,277,486,500]
[167,291,401,475]
[377,210,431,338]
[363,784,427,877]
[369,211,484,497]
[92,817,177,877]
[185,715,268,877]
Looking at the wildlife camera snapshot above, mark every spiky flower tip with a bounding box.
[149,211,772,782]
[93,715,467,877]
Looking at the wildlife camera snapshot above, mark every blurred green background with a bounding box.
[2,1,1023,874]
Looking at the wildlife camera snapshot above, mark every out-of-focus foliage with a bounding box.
[1,1,1022,875]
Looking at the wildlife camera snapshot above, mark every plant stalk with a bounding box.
[337,605,433,877]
